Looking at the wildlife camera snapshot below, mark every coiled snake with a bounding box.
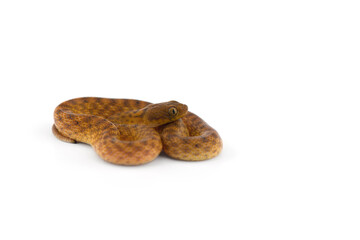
[53,97,222,165]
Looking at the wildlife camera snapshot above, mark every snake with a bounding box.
[52,97,222,165]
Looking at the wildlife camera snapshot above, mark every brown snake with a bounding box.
[52,97,222,165]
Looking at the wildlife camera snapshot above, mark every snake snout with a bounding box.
[179,103,188,117]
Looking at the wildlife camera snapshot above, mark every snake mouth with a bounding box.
[177,104,188,118]
[182,104,188,113]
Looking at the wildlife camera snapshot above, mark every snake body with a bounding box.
[53,97,222,165]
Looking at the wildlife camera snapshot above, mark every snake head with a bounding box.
[144,100,188,127]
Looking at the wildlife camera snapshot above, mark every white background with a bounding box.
[0,1,359,239]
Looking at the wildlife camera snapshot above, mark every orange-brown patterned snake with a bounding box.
[52,97,222,165]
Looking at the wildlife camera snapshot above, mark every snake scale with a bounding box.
[53,97,222,165]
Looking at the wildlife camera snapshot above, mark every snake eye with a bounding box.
[168,107,178,117]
